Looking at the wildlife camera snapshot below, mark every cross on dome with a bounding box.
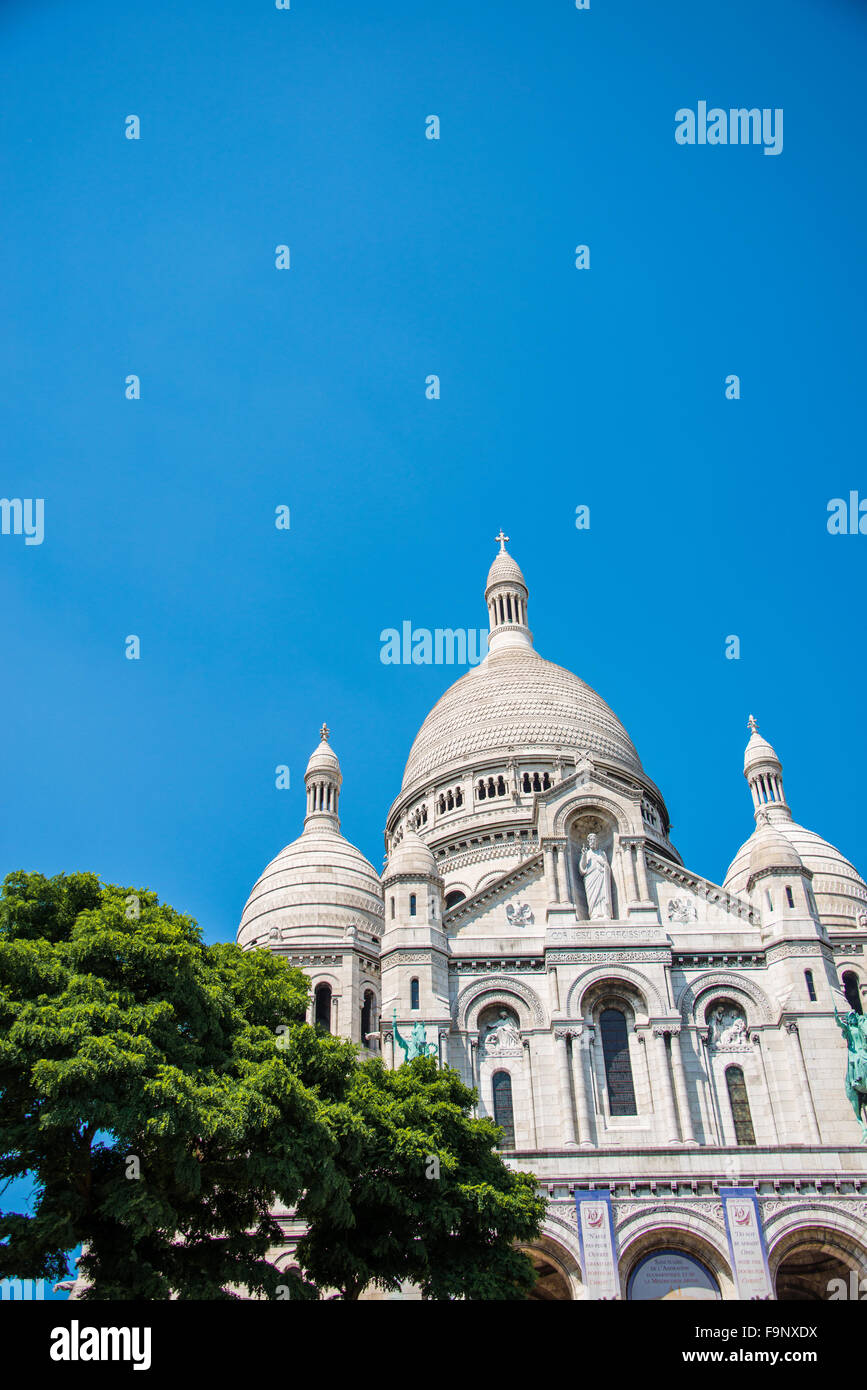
[494,529,510,552]
[748,714,758,733]
[320,722,330,743]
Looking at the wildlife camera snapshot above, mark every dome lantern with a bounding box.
[485,531,533,654]
[304,723,342,829]
[744,715,791,822]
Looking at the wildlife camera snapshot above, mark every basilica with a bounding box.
[238,539,867,1301]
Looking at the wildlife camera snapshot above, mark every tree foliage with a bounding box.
[0,871,339,1299]
[289,1030,545,1300]
[0,871,544,1300]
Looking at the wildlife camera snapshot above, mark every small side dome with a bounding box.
[385,827,437,879]
[748,814,804,879]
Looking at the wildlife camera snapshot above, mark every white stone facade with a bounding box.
[240,543,867,1300]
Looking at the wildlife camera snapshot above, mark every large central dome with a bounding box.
[401,645,643,793]
[400,539,643,797]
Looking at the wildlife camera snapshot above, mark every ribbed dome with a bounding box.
[306,739,340,776]
[724,821,867,927]
[401,645,643,792]
[744,729,781,774]
[486,550,527,591]
[237,826,382,950]
[385,828,437,879]
[748,817,804,877]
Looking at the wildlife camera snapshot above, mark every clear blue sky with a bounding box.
[2,0,866,953]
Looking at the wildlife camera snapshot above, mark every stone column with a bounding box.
[591,1029,610,1129]
[548,965,561,1012]
[543,846,558,902]
[562,844,577,905]
[751,1031,780,1144]
[700,1030,724,1144]
[571,1026,594,1146]
[331,994,340,1035]
[552,846,564,902]
[620,838,638,902]
[469,1036,479,1098]
[438,1030,449,1070]
[669,1029,697,1145]
[653,1029,681,1144]
[522,1038,538,1148]
[635,842,650,902]
[785,1020,821,1144]
[384,1030,394,1071]
[555,1031,578,1148]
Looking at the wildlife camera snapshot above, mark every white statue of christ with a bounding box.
[579,833,613,919]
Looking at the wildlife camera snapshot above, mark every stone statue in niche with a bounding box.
[579,833,613,919]
[708,1003,750,1050]
[482,1009,522,1053]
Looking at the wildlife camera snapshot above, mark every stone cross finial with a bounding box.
[320,722,330,742]
[494,529,510,552]
[747,714,758,734]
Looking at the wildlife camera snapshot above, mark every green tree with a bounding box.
[0,871,344,1300]
[1,870,544,1301]
[289,1030,546,1300]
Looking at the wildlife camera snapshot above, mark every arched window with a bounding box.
[497,775,506,795]
[477,780,486,800]
[843,971,863,1014]
[804,969,816,1002]
[492,1070,516,1148]
[600,1008,636,1116]
[532,772,541,791]
[409,893,417,917]
[726,1066,755,1145]
[542,773,551,789]
[445,889,466,909]
[314,983,332,1033]
[361,990,374,1043]
[455,788,463,807]
[390,896,395,919]
[410,977,419,1010]
[785,885,795,908]
[522,773,531,792]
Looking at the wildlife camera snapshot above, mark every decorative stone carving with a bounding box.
[481,1009,522,1057]
[579,833,613,919]
[708,1003,751,1051]
[506,902,534,927]
[668,896,697,924]
[677,972,774,1024]
[455,975,547,1029]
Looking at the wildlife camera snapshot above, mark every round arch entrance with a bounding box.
[773,1228,867,1301]
[521,1239,578,1301]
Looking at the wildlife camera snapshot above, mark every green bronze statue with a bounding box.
[835,1007,867,1142]
[392,1008,435,1063]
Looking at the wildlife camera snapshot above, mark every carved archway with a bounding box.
[456,975,547,1031]
[677,972,773,1026]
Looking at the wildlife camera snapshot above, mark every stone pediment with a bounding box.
[645,851,758,928]
[444,852,543,931]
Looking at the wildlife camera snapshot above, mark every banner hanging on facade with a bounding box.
[574,1189,619,1299]
[719,1186,773,1299]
